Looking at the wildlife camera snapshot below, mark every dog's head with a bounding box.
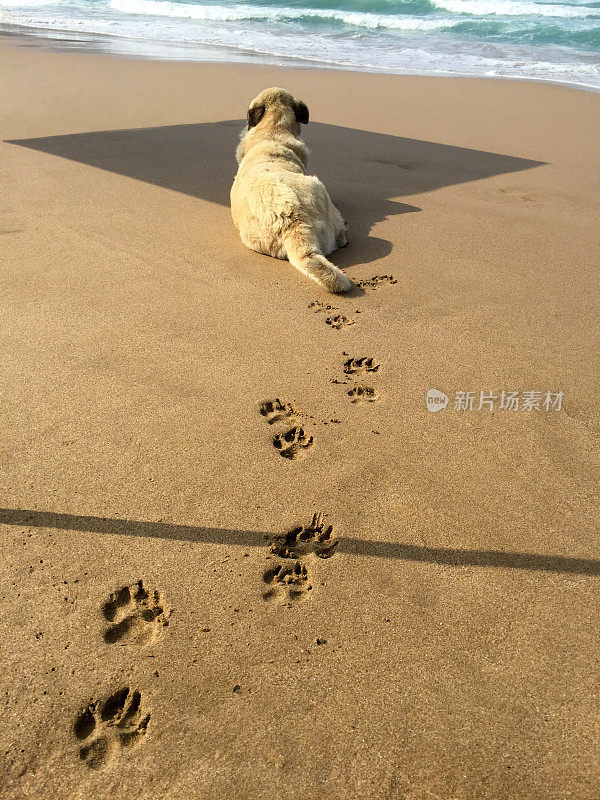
[246,87,309,135]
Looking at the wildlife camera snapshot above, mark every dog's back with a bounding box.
[231,87,353,293]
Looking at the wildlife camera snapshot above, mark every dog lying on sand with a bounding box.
[230,87,353,293]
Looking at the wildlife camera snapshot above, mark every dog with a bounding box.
[230,87,353,293]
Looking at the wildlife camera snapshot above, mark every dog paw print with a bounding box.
[309,300,338,313]
[348,384,379,403]
[263,561,312,602]
[343,356,380,375]
[326,314,355,330]
[273,426,314,459]
[259,398,296,424]
[74,687,150,770]
[270,512,339,560]
[103,581,170,646]
[356,275,397,290]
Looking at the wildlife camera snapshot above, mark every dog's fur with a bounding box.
[230,87,353,293]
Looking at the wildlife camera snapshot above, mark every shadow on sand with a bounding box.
[1,508,597,577]
[7,121,545,265]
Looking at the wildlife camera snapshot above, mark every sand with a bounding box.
[0,35,599,800]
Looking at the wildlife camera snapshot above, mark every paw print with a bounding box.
[308,300,338,312]
[263,561,312,602]
[259,398,296,424]
[355,275,397,290]
[326,314,355,330]
[348,384,379,403]
[343,356,380,375]
[270,512,339,560]
[103,580,170,646]
[74,688,150,770]
[273,426,314,459]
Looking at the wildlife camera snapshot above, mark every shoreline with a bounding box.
[2,25,600,94]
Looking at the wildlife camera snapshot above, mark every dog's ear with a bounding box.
[247,103,265,129]
[294,100,309,125]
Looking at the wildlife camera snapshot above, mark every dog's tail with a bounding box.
[283,228,353,293]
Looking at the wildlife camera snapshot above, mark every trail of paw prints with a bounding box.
[262,512,339,604]
[74,687,150,770]
[103,580,171,646]
[259,399,316,460]
[355,275,397,290]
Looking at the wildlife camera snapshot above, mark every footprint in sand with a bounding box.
[269,512,339,560]
[348,384,379,403]
[74,687,150,770]
[273,425,315,459]
[259,400,315,459]
[309,301,359,329]
[262,561,312,603]
[308,300,339,313]
[259,398,296,425]
[262,513,339,603]
[343,356,380,375]
[102,580,170,646]
[326,314,355,331]
[355,275,397,290]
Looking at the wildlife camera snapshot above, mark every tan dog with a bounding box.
[230,87,353,293]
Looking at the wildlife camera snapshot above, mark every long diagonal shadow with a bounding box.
[1,509,597,577]
[6,121,545,266]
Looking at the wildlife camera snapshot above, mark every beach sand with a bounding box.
[0,36,599,799]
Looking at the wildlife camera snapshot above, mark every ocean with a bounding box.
[1,0,599,88]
